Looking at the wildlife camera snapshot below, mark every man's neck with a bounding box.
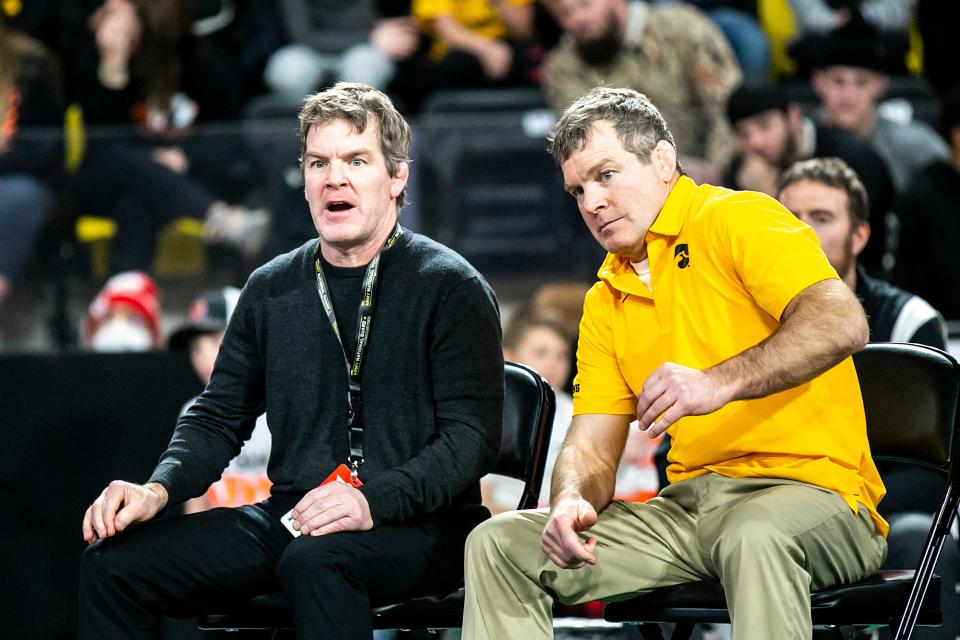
[320,215,398,268]
[851,110,877,141]
[827,109,877,141]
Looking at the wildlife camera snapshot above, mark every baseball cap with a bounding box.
[168,286,241,349]
[84,271,163,347]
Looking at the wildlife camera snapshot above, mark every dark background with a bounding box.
[0,351,201,638]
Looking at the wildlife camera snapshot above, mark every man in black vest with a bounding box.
[77,82,504,640]
[778,156,958,640]
[777,156,946,349]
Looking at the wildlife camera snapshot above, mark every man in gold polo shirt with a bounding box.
[462,86,887,640]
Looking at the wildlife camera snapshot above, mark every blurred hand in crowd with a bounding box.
[478,40,513,80]
[90,0,142,68]
[371,17,420,61]
[735,153,781,196]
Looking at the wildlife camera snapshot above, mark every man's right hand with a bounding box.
[82,481,168,544]
[540,497,599,569]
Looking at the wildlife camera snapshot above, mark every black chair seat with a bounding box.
[200,589,467,631]
[604,570,942,627]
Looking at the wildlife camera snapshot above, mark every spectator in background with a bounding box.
[810,29,948,194]
[788,0,916,36]
[541,0,743,182]
[338,1,420,92]
[264,0,384,97]
[83,271,164,352]
[778,158,957,640]
[778,157,945,348]
[660,0,770,84]
[894,85,960,320]
[530,279,592,391]
[723,82,895,275]
[0,11,61,307]
[64,0,270,269]
[786,0,915,77]
[168,287,272,514]
[384,0,538,113]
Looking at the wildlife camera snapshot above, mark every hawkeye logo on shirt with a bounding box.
[674,244,690,269]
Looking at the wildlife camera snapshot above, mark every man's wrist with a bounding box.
[145,482,169,509]
[549,491,584,511]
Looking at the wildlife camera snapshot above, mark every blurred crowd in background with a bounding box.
[2,0,959,354]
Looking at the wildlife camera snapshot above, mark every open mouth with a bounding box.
[326,201,355,213]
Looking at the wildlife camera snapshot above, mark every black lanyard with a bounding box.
[314,223,403,475]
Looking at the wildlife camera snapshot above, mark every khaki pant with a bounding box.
[463,473,886,640]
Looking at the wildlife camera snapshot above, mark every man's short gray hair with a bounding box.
[548,86,683,174]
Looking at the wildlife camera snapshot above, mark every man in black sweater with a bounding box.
[77,83,504,640]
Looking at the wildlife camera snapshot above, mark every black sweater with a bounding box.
[149,231,504,525]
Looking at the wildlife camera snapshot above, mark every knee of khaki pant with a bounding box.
[466,511,540,573]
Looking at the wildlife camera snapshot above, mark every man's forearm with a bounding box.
[709,278,869,402]
[550,415,629,512]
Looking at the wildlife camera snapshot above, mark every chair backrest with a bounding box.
[498,362,556,511]
[854,343,960,469]
[854,343,960,638]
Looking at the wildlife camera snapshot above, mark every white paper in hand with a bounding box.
[280,508,302,537]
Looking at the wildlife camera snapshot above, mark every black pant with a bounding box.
[78,503,484,639]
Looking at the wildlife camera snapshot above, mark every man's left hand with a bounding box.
[636,362,731,438]
[291,482,373,536]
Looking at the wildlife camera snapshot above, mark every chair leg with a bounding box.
[636,623,667,640]
[670,623,695,640]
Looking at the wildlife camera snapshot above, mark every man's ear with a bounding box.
[851,220,871,258]
[391,161,409,199]
[652,140,677,182]
[873,74,889,101]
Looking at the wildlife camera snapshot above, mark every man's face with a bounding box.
[778,179,866,281]
[561,121,674,261]
[734,109,795,167]
[813,66,887,133]
[550,0,623,63]
[303,118,408,258]
[507,326,571,391]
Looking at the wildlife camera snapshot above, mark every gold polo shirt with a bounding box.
[573,176,887,536]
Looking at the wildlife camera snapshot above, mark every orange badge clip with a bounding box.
[321,463,363,488]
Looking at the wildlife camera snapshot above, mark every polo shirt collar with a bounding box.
[648,175,696,238]
[595,175,695,298]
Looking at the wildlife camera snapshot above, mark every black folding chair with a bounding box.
[604,343,960,640]
[199,361,556,635]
